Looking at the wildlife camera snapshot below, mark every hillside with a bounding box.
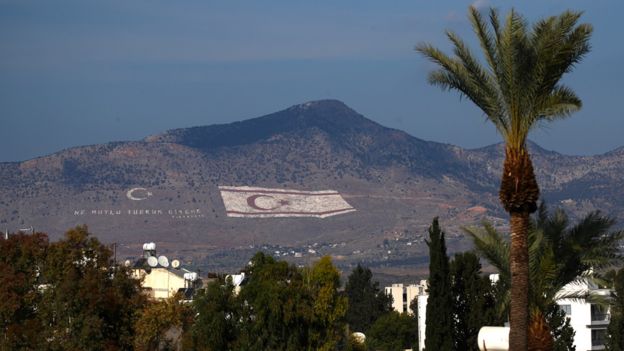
[1,100,622,277]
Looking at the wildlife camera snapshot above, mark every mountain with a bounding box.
[1,100,622,278]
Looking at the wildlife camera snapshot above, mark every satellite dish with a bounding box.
[158,255,169,268]
[171,259,180,269]
[147,256,158,267]
[124,260,131,267]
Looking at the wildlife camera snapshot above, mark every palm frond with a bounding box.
[468,206,621,317]
[446,30,505,125]
[534,85,581,124]
[529,11,592,120]
[417,6,592,150]
[463,222,510,279]
[416,43,508,135]
[469,6,499,78]
[555,278,612,307]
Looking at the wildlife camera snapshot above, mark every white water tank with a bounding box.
[184,272,198,281]
[478,326,509,351]
[351,332,366,344]
[142,242,156,251]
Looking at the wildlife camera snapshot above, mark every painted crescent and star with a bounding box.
[246,194,290,211]
[125,187,289,211]
[126,188,153,201]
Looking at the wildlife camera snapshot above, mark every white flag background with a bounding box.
[218,186,356,218]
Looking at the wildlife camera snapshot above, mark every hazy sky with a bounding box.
[1,0,623,162]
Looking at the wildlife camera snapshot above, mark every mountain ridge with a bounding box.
[1,100,622,276]
[3,99,618,165]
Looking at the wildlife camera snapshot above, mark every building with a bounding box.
[130,242,201,300]
[384,281,428,351]
[556,280,611,351]
[384,282,424,315]
[416,283,428,351]
[387,277,612,351]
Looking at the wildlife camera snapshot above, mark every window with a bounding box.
[592,329,607,347]
[402,287,408,312]
[559,304,571,316]
[591,304,609,322]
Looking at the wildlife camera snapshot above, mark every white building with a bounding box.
[384,281,428,351]
[387,277,612,351]
[384,283,423,314]
[131,242,201,300]
[556,280,611,351]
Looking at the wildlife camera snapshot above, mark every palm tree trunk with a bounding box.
[509,212,530,351]
[500,146,540,351]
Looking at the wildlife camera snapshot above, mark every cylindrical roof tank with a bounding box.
[184,272,198,281]
[477,326,509,351]
[142,242,156,251]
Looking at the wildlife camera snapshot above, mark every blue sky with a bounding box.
[1,0,623,162]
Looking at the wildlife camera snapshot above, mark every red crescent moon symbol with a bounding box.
[247,195,280,210]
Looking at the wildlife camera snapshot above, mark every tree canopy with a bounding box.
[366,311,418,351]
[344,264,392,333]
[450,252,502,351]
[607,268,624,351]
[187,252,348,351]
[0,226,146,351]
[424,217,453,351]
[0,232,48,350]
[465,204,623,349]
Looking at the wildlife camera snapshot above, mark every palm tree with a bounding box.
[465,204,623,350]
[416,7,592,350]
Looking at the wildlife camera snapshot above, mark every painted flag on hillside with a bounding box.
[219,186,356,218]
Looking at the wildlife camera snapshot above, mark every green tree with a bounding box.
[186,253,348,351]
[544,303,575,351]
[424,217,453,351]
[0,232,48,350]
[367,311,418,351]
[39,225,146,350]
[134,295,187,351]
[236,252,313,350]
[417,7,592,350]
[606,268,624,350]
[344,264,392,333]
[465,205,622,350]
[305,256,348,351]
[187,278,239,351]
[450,252,502,351]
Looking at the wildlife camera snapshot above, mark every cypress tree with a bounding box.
[424,217,454,351]
[450,252,501,351]
[345,264,392,333]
